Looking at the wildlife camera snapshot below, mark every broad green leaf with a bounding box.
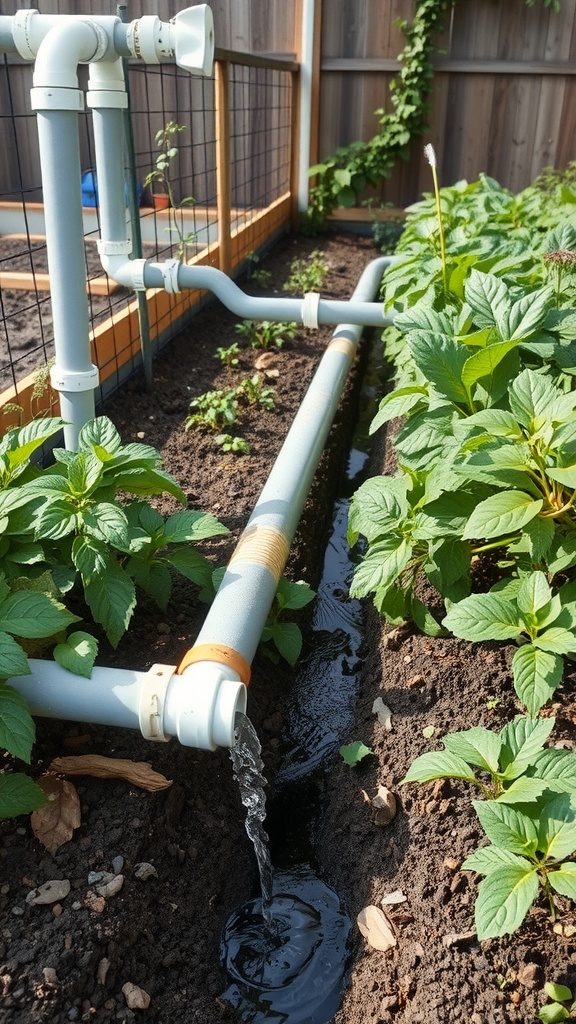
[78,416,122,456]
[53,631,97,680]
[502,287,553,343]
[0,683,35,761]
[275,578,315,611]
[517,571,552,617]
[9,418,64,464]
[83,503,129,548]
[84,566,136,648]
[544,983,574,1004]
[537,1002,569,1023]
[0,631,30,680]
[533,627,576,656]
[473,799,539,857]
[497,777,548,804]
[529,749,576,793]
[548,862,576,901]
[400,750,478,786]
[523,515,555,562]
[409,596,445,637]
[462,845,527,876]
[72,535,110,581]
[443,594,520,642]
[164,548,212,590]
[349,539,411,599]
[443,727,502,773]
[110,467,186,503]
[464,269,508,330]
[348,476,408,544]
[474,863,539,939]
[509,369,557,431]
[370,387,427,434]
[339,741,372,767]
[463,491,542,541]
[546,465,576,488]
[135,502,164,535]
[163,509,229,544]
[499,716,555,778]
[408,332,470,406]
[0,772,47,819]
[461,341,519,390]
[538,794,576,861]
[67,452,103,496]
[146,561,172,611]
[34,500,78,541]
[271,621,302,666]
[0,591,80,639]
[512,644,562,716]
[455,408,523,439]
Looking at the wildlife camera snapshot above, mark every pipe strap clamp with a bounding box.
[139,664,173,742]
[98,239,132,257]
[302,291,320,329]
[130,259,147,291]
[50,364,99,393]
[30,87,84,112]
[162,258,181,294]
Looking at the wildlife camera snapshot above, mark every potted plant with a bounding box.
[144,120,197,258]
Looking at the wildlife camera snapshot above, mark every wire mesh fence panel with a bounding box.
[0,49,295,422]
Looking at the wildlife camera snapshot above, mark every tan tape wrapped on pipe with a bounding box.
[177,525,290,686]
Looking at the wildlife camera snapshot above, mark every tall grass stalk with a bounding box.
[424,143,447,294]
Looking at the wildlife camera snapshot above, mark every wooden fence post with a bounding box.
[215,58,232,275]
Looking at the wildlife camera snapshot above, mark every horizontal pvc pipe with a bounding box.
[10,659,247,751]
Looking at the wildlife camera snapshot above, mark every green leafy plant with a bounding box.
[185,387,239,432]
[259,577,315,665]
[246,252,272,288]
[215,343,241,369]
[0,416,228,648]
[237,374,276,412]
[283,250,329,294]
[340,740,373,767]
[214,433,250,454]
[402,716,576,939]
[443,571,576,716]
[144,120,196,259]
[539,982,576,1023]
[235,319,297,350]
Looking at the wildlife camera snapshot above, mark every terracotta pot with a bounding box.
[153,194,170,210]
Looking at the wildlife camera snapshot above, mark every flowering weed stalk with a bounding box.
[424,143,447,294]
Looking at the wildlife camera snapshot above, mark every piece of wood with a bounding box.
[0,270,120,296]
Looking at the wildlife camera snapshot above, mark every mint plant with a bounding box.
[259,577,315,666]
[185,387,239,432]
[237,374,275,412]
[402,717,576,939]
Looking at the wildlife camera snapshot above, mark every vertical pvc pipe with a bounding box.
[35,108,97,449]
[297,0,315,213]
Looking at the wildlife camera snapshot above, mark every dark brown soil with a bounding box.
[0,231,575,1024]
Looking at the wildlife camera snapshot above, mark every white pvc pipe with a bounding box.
[10,659,246,751]
[298,0,315,213]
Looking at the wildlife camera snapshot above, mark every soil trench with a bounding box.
[0,232,574,1024]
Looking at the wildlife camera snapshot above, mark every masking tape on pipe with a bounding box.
[177,644,251,685]
[228,524,290,584]
[302,291,320,329]
[327,336,356,359]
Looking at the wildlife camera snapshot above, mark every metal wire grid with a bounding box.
[0,55,293,410]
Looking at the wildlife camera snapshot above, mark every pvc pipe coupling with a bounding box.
[12,657,247,752]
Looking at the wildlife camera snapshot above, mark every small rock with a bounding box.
[87,871,108,885]
[443,857,459,872]
[111,856,124,875]
[442,930,476,948]
[372,787,397,826]
[11,906,24,916]
[52,904,63,917]
[517,962,543,989]
[134,863,158,882]
[372,698,392,731]
[42,967,58,985]
[357,905,397,952]
[28,880,71,906]
[122,982,151,1010]
[136,431,145,439]
[96,875,124,899]
[84,892,106,914]
[97,958,111,985]
[156,622,171,635]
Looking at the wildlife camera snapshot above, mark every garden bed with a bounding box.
[0,230,574,1024]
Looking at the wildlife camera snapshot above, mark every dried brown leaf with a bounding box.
[49,755,172,792]
[357,905,397,952]
[31,776,81,855]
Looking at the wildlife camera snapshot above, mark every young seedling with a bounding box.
[144,121,196,260]
[185,388,239,432]
[215,343,240,369]
[401,716,576,939]
[260,577,315,665]
[235,319,297,350]
[538,982,576,1023]
[246,252,272,288]
[215,434,250,454]
[283,250,329,294]
[339,741,373,767]
[237,374,275,412]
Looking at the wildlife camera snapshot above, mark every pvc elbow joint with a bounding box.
[143,662,247,750]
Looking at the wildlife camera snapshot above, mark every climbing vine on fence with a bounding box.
[307,0,560,228]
